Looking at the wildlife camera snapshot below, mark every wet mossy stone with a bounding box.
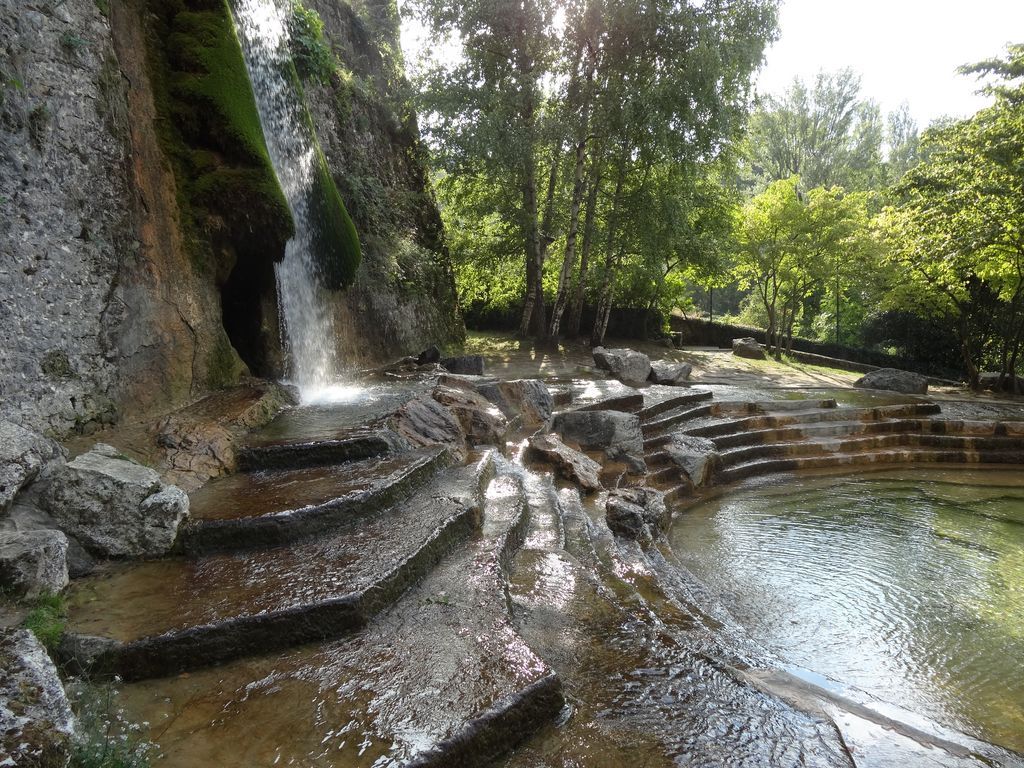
[147,0,294,268]
[307,142,361,289]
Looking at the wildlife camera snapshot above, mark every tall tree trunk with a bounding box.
[590,150,627,346]
[516,60,541,339]
[531,151,560,339]
[566,156,601,337]
[549,47,596,340]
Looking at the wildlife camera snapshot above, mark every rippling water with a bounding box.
[670,468,1024,753]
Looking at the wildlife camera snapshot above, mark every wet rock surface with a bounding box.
[528,433,602,491]
[664,434,720,487]
[431,384,508,445]
[380,394,467,458]
[42,443,189,558]
[0,529,69,599]
[476,379,554,425]
[552,409,646,473]
[0,629,75,767]
[855,367,929,395]
[440,354,485,375]
[605,486,669,542]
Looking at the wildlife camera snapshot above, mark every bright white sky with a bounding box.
[756,0,1024,128]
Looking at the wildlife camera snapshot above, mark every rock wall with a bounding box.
[0,0,462,438]
[305,0,464,368]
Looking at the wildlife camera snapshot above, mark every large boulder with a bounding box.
[383,393,467,459]
[528,433,602,491]
[42,444,189,558]
[979,371,1024,393]
[605,487,669,543]
[476,379,553,426]
[648,360,693,386]
[0,422,65,513]
[431,385,508,446]
[0,629,75,767]
[732,338,766,360]
[854,368,928,395]
[440,355,485,376]
[551,410,646,473]
[0,530,68,599]
[665,434,719,487]
[592,347,652,386]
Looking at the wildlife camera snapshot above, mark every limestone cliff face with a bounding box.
[0,0,461,437]
[305,0,465,368]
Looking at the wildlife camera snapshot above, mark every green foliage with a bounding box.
[60,31,90,52]
[287,1,334,84]
[307,143,362,289]
[94,0,110,17]
[68,682,155,768]
[22,592,66,652]
[884,44,1024,385]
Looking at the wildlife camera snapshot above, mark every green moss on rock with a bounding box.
[308,143,361,289]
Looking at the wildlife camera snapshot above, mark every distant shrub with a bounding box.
[288,2,334,84]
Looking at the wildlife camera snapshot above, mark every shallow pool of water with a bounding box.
[669,467,1024,753]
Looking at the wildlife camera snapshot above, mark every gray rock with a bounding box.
[64,537,96,579]
[42,444,189,558]
[665,434,720,487]
[0,422,65,513]
[552,410,646,473]
[56,633,122,677]
[854,368,928,395]
[592,347,651,386]
[0,530,68,599]
[440,355,485,376]
[476,379,554,426]
[979,372,1024,393]
[648,360,693,385]
[732,338,766,360]
[605,487,669,542]
[416,345,442,365]
[384,394,467,459]
[431,385,508,446]
[528,433,602,491]
[0,629,75,767]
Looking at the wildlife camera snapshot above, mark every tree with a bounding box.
[884,44,1024,389]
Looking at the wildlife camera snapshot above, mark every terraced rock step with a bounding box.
[682,402,941,439]
[62,456,492,681]
[109,471,562,767]
[237,428,409,471]
[181,446,453,553]
[717,447,1024,484]
[641,398,838,437]
[636,389,714,421]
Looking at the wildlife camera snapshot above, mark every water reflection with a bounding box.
[670,467,1024,752]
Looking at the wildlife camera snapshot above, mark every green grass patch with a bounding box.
[22,592,67,652]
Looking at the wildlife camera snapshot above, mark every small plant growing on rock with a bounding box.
[67,681,156,768]
[22,592,67,651]
[287,1,334,84]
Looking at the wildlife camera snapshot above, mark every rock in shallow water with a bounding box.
[528,433,602,491]
[854,368,929,395]
[0,529,68,599]
[0,629,75,767]
[42,444,189,558]
[383,394,467,459]
[605,487,669,542]
[665,433,719,487]
[440,355,485,376]
[551,410,646,474]
[431,385,508,446]
[476,379,553,426]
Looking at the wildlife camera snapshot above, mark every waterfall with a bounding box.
[230,0,348,404]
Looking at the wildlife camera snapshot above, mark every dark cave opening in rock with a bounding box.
[220,255,283,379]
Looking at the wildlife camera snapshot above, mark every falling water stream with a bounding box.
[231,0,358,405]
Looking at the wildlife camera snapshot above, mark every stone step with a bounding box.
[641,398,838,437]
[683,403,942,439]
[180,446,453,554]
[636,390,714,422]
[713,417,1024,450]
[719,430,1024,468]
[104,470,562,767]
[61,455,493,681]
[716,446,1024,485]
[237,427,408,471]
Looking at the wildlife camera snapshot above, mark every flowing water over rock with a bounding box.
[671,468,1024,754]
[232,0,339,400]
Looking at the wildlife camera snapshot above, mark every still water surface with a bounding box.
[670,467,1024,753]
